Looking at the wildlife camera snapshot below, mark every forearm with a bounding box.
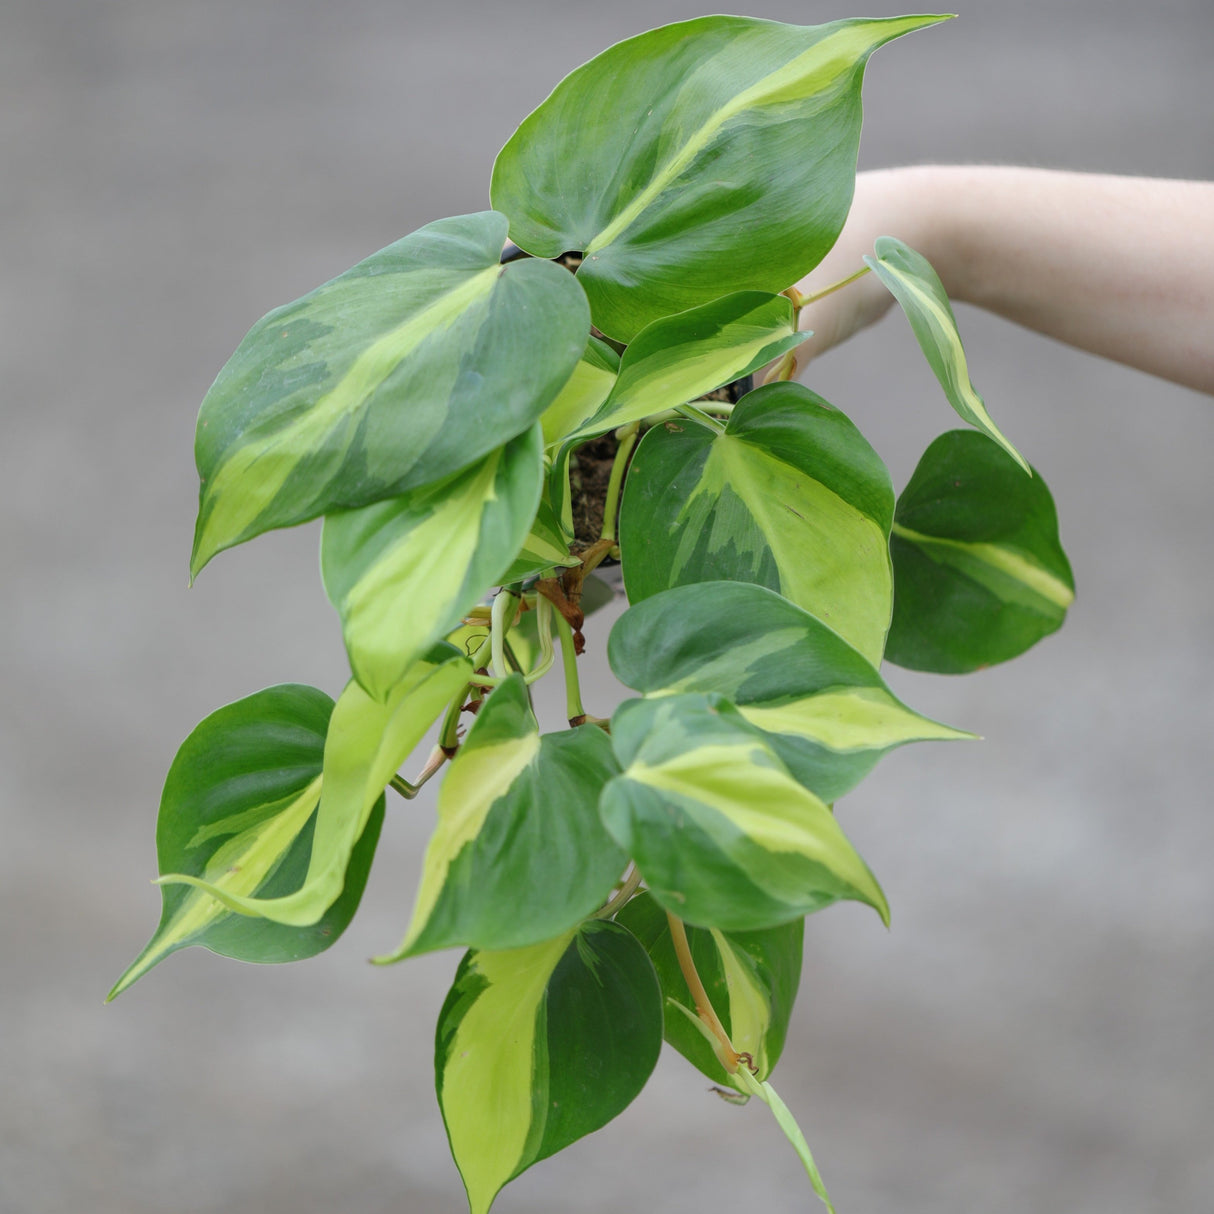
[795,166,1214,395]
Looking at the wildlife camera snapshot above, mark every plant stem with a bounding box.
[666,911,741,1074]
[675,402,726,432]
[600,425,639,543]
[489,589,515,679]
[593,865,644,919]
[389,746,448,799]
[554,611,586,724]
[798,263,871,306]
[761,350,799,385]
[439,685,468,755]
[523,594,556,684]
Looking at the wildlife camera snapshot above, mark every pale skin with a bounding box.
[785,166,1214,397]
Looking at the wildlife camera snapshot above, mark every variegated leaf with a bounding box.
[887,429,1074,672]
[601,695,889,932]
[619,382,894,665]
[107,685,382,1000]
[864,236,1028,471]
[436,921,662,1214]
[540,335,619,446]
[376,676,624,961]
[321,427,542,701]
[157,647,471,925]
[570,291,811,441]
[608,581,971,801]
[492,15,949,340]
[616,891,802,1091]
[191,210,589,575]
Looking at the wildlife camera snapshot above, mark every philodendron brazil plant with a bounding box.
[110,13,1075,1213]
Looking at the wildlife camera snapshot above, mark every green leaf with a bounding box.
[601,695,889,932]
[492,15,950,340]
[864,236,1028,472]
[107,685,382,1000]
[191,211,589,576]
[376,675,625,960]
[619,382,894,665]
[539,335,619,446]
[570,291,811,441]
[497,454,580,586]
[732,1068,838,1214]
[156,648,471,925]
[615,891,802,1090]
[886,430,1074,672]
[608,581,972,802]
[436,921,662,1214]
[321,427,542,701]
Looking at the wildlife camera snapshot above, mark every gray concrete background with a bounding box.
[3,1,1212,1211]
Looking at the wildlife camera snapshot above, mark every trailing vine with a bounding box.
[110,14,1073,1212]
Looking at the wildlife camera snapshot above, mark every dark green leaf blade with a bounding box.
[321,427,543,701]
[886,430,1075,672]
[192,211,589,575]
[864,236,1028,471]
[608,581,971,802]
[601,695,889,932]
[619,382,894,664]
[492,15,949,340]
[377,675,625,960]
[435,921,662,1214]
[108,684,382,1000]
[615,891,802,1090]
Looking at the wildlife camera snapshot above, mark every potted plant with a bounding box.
[109,14,1073,1212]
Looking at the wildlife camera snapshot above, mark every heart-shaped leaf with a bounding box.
[157,647,471,925]
[609,581,972,802]
[492,15,949,340]
[107,684,382,1000]
[886,430,1074,672]
[192,211,588,575]
[321,427,543,700]
[601,695,889,932]
[436,921,662,1214]
[619,382,894,664]
[376,675,625,960]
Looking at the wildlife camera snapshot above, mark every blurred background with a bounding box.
[3,1,1212,1211]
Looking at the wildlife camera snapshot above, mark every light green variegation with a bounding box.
[601,695,889,931]
[620,382,894,664]
[865,236,1028,472]
[886,429,1074,672]
[321,427,542,700]
[492,15,949,339]
[108,685,383,1000]
[158,647,471,925]
[539,335,619,446]
[377,676,624,960]
[498,461,580,585]
[570,292,811,441]
[609,581,972,801]
[191,211,588,575]
[436,921,662,1214]
[616,891,802,1090]
[732,1067,839,1214]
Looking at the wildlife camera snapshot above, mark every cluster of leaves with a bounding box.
[111,14,1073,1213]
